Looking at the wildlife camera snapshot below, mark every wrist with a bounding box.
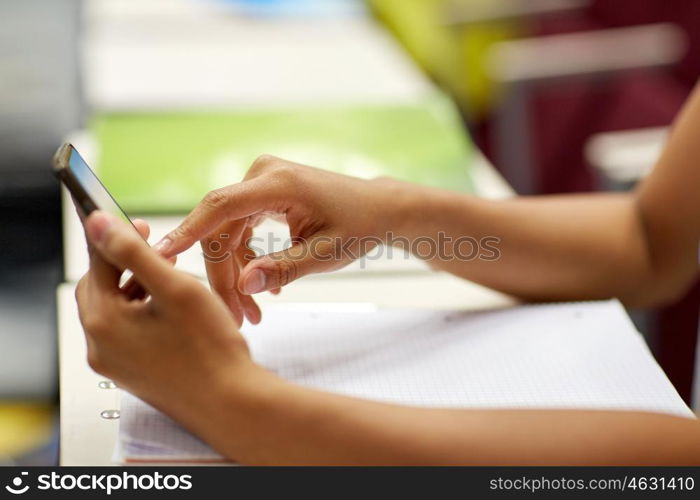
[155,357,278,462]
[369,178,419,241]
[203,362,289,462]
[370,178,445,243]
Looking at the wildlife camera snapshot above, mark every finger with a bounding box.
[201,220,247,327]
[122,280,146,301]
[238,230,257,264]
[153,177,283,258]
[70,194,96,258]
[247,214,267,229]
[70,194,122,296]
[117,219,152,299]
[240,293,261,324]
[238,234,342,294]
[75,276,89,313]
[85,211,183,299]
[121,253,177,300]
[88,241,122,294]
[75,276,95,333]
[234,237,261,324]
[132,219,151,241]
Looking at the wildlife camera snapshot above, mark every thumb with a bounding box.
[85,211,178,298]
[238,235,340,294]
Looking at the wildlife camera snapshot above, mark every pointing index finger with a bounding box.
[154,178,278,258]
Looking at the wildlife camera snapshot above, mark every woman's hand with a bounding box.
[155,156,406,324]
[75,211,259,426]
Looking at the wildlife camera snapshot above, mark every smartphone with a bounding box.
[53,142,148,297]
[52,142,137,230]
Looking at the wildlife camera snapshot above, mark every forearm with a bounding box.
[376,84,700,307]
[202,373,700,465]
[380,182,663,306]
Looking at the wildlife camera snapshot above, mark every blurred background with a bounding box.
[0,0,698,465]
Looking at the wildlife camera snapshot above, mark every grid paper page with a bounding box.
[118,392,225,463]
[117,300,693,463]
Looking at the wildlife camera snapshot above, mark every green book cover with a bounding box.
[94,96,473,214]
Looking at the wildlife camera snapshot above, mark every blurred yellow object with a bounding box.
[0,404,54,459]
[368,0,521,117]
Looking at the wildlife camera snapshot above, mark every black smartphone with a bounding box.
[52,142,138,230]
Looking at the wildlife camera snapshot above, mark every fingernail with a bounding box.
[153,237,172,254]
[242,269,266,295]
[87,211,114,244]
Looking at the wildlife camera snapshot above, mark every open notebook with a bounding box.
[115,300,693,463]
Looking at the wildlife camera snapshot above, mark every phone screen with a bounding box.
[66,146,133,225]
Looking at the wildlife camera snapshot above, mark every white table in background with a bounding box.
[83,0,434,110]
